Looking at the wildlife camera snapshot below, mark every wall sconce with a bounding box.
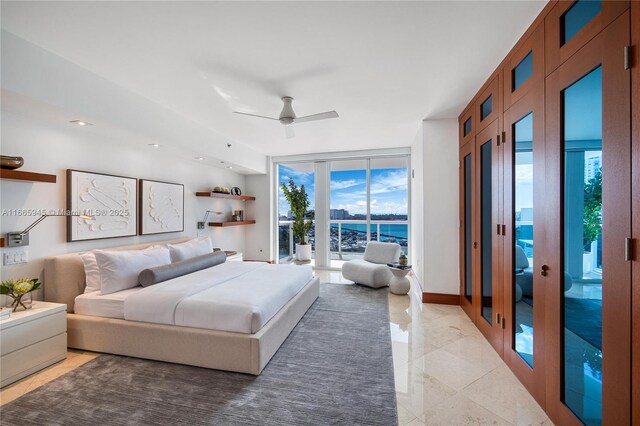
[7,213,94,247]
[197,210,222,230]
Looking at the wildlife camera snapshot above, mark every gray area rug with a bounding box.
[1,284,397,426]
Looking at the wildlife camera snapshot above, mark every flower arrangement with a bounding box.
[0,278,41,312]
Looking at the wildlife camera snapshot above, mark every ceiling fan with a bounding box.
[234,96,338,138]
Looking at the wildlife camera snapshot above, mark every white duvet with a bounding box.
[123,262,313,334]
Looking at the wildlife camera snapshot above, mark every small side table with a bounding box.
[388,266,412,295]
[0,301,67,388]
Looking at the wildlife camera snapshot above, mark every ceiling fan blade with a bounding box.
[293,111,339,123]
[285,125,296,139]
[233,111,279,121]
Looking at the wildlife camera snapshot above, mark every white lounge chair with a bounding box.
[342,241,401,288]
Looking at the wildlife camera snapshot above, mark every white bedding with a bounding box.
[75,287,144,319]
[77,261,314,334]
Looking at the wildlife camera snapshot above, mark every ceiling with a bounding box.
[1,1,546,158]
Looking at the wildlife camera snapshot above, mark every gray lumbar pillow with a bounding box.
[138,251,227,287]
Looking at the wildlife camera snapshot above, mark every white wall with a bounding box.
[410,129,424,291]
[244,162,273,262]
[0,111,247,298]
[420,119,460,295]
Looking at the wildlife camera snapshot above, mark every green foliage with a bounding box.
[281,179,313,245]
[583,169,602,248]
[0,278,41,295]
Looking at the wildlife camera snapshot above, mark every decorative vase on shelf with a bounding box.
[1,278,40,312]
[399,253,408,266]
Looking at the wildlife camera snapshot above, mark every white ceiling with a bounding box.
[1,1,546,157]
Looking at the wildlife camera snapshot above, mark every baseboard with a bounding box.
[422,292,460,305]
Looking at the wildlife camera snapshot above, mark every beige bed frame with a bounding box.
[43,238,320,375]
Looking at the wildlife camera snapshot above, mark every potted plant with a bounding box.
[1,278,41,312]
[281,178,313,261]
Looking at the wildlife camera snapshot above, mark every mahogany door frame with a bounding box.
[502,82,546,407]
[474,118,504,355]
[544,11,631,425]
[631,1,639,423]
[459,141,475,320]
[503,21,545,110]
[545,0,629,76]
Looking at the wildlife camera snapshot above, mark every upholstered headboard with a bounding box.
[43,238,191,312]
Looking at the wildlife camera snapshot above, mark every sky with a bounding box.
[278,164,408,217]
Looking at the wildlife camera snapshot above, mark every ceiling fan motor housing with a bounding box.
[279,96,296,125]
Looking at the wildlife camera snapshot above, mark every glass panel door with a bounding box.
[464,154,473,303]
[329,159,368,267]
[544,13,631,425]
[370,157,409,257]
[474,119,503,353]
[562,66,603,426]
[503,83,546,404]
[480,139,494,324]
[514,112,535,367]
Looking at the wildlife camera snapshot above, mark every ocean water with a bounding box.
[330,223,408,240]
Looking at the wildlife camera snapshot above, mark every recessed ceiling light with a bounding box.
[69,120,93,126]
[148,144,160,148]
[226,166,233,169]
[195,157,205,161]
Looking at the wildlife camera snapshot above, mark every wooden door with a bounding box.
[502,83,546,407]
[474,119,503,355]
[459,141,475,320]
[544,11,631,425]
[631,1,640,423]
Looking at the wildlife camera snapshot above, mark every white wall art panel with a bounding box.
[139,180,184,235]
[67,170,137,242]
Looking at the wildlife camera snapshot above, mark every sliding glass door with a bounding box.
[276,154,409,269]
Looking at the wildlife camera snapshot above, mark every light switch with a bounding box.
[3,249,28,266]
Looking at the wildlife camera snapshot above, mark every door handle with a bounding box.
[540,265,549,276]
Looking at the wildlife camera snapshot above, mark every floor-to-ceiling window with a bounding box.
[277,162,315,262]
[276,152,409,269]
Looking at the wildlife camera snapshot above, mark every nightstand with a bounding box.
[226,252,243,261]
[0,301,67,388]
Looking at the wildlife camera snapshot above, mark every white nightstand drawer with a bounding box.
[0,310,66,356]
[1,332,67,387]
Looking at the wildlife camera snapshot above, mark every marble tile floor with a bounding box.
[1,270,552,425]
[315,270,552,425]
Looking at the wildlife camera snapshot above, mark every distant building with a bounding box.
[330,209,350,220]
[585,156,601,183]
[287,211,294,220]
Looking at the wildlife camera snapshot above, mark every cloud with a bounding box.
[330,179,365,190]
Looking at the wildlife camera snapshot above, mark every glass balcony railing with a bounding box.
[278,220,408,263]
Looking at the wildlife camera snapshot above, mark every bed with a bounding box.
[43,239,320,375]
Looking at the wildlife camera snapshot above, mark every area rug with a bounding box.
[1,283,397,426]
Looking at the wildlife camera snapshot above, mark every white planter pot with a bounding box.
[295,244,312,261]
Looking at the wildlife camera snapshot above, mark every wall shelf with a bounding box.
[196,192,255,201]
[208,220,256,227]
[0,170,57,183]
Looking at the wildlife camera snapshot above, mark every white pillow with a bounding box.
[80,252,101,294]
[168,237,213,262]
[94,245,171,295]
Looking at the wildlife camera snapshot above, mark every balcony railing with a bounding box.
[278,219,408,262]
